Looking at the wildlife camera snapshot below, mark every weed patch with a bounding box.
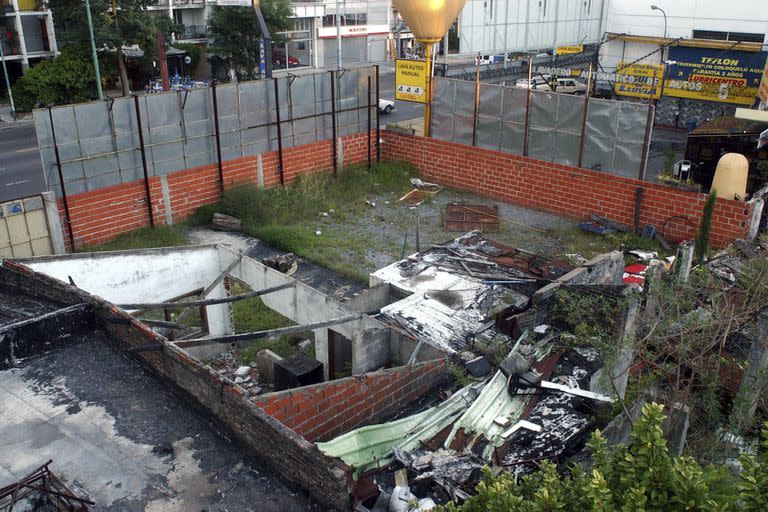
[81,224,189,252]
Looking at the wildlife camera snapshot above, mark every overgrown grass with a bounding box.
[80,224,189,252]
[192,162,416,283]
[230,282,314,360]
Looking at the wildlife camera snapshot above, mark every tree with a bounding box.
[48,0,161,95]
[206,0,292,79]
[13,46,96,111]
[694,191,717,264]
[439,404,768,512]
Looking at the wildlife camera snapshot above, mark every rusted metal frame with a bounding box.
[577,62,593,168]
[472,52,481,147]
[330,69,338,177]
[211,80,225,193]
[273,77,285,186]
[163,309,175,341]
[47,107,75,250]
[367,74,372,170]
[523,58,533,156]
[132,95,155,228]
[172,254,243,326]
[117,281,293,310]
[375,65,381,162]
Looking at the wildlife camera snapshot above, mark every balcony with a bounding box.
[173,0,205,7]
[177,24,206,40]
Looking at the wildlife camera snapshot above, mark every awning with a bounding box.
[605,32,764,52]
[688,116,768,138]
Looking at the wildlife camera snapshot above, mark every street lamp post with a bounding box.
[84,0,104,100]
[650,5,667,39]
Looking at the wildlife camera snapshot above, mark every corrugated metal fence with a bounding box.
[431,77,653,179]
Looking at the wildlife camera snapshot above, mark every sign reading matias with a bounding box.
[396,59,429,103]
[556,45,583,55]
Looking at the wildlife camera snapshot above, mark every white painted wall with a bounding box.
[604,0,768,42]
[458,0,606,55]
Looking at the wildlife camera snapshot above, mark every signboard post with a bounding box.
[614,62,664,99]
[395,59,429,103]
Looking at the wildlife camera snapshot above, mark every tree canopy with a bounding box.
[206,0,292,79]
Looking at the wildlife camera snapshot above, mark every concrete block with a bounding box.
[256,349,283,383]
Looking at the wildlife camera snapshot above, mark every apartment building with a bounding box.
[1,0,57,78]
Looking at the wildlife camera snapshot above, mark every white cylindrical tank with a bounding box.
[710,153,748,200]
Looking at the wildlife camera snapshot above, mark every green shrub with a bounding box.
[13,46,96,112]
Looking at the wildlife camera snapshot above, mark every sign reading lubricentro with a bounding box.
[556,45,584,55]
[395,59,429,103]
[665,46,768,105]
[614,62,665,99]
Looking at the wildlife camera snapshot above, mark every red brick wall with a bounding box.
[58,132,376,249]
[382,132,754,248]
[252,359,447,442]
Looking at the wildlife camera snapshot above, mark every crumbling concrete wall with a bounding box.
[220,247,392,377]
[0,260,357,511]
[532,251,624,305]
[252,359,448,442]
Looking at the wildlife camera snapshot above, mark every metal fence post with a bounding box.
[523,59,532,157]
[330,70,338,177]
[577,63,593,168]
[132,95,155,228]
[472,53,480,147]
[367,74,372,170]
[375,65,381,163]
[47,106,75,250]
[273,77,285,186]
[211,80,224,193]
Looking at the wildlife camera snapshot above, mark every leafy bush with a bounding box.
[13,47,96,111]
[439,403,768,512]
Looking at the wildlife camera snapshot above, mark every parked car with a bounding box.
[553,77,588,95]
[592,80,615,99]
[272,52,299,68]
[515,76,552,89]
[379,99,394,114]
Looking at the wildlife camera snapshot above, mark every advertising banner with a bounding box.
[665,46,768,105]
[556,45,584,55]
[758,56,768,108]
[614,62,664,99]
[395,59,428,103]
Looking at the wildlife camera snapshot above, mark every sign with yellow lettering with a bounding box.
[556,45,583,55]
[396,59,429,103]
[754,56,768,107]
[614,62,665,99]
[665,46,768,105]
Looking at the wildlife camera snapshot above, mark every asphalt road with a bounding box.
[0,121,47,203]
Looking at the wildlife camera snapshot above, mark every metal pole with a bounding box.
[83,0,103,100]
[367,74,372,169]
[48,107,74,249]
[0,39,14,117]
[472,52,480,147]
[423,42,432,137]
[211,80,224,192]
[375,64,381,162]
[133,95,155,227]
[335,0,342,69]
[523,58,532,156]
[577,63,593,167]
[273,78,285,186]
[330,70,338,176]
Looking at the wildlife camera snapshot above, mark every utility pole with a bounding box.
[0,38,15,118]
[335,0,342,68]
[84,0,103,100]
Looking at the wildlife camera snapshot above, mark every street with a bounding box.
[377,68,425,126]
[0,121,47,203]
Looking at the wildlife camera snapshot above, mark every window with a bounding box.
[692,30,764,43]
[293,18,311,31]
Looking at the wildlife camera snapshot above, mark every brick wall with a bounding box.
[382,132,755,248]
[58,132,376,249]
[0,260,356,511]
[252,359,448,442]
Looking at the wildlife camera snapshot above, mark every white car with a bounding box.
[379,99,394,114]
[515,76,551,89]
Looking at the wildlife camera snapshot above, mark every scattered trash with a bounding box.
[399,187,442,206]
[212,212,242,231]
[320,211,329,217]
[366,200,376,208]
[628,250,658,261]
[410,178,440,189]
[623,263,647,288]
[262,253,297,275]
[533,324,550,334]
[444,204,500,232]
[565,253,588,265]
[315,230,322,235]
[234,366,251,378]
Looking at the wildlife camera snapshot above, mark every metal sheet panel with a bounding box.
[500,122,525,154]
[478,83,503,118]
[581,135,614,173]
[528,127,556,162]
[501,87,527,123]
[556,94,584,134]
[477,117,501,150]
[454,80,475,117]
[453,115,474,146]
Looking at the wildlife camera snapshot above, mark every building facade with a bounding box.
[1,0,57,76]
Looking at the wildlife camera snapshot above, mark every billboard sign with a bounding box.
[218,0,251,5]
[665,46,768,105]
[556,45,583,55]
[614,62,664,99]
[758,55,768,108]
[395,59,428,103]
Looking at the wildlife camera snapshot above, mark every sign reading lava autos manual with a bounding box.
[396,59,429,103]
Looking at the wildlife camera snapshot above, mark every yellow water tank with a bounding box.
[710,153,748,200]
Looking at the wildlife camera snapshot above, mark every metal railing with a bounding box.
[178,25,206,40]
